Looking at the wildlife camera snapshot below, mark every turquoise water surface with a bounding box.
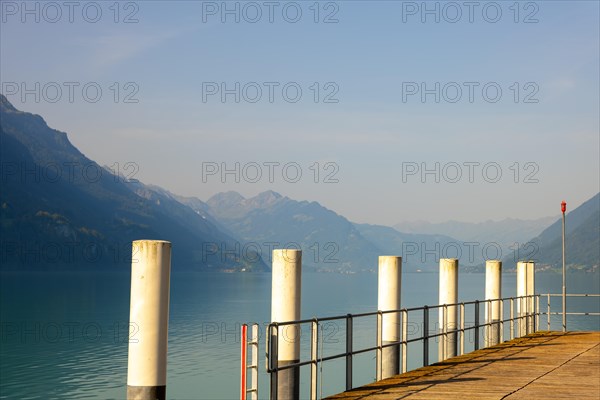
[1,270,598,399]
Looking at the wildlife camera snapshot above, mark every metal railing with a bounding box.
[265,294,542,400]
[545,293,600,330]
[258,292,599,399]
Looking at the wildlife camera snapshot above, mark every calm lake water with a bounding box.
[1,270,598,399]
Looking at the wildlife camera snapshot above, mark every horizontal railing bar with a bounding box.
[405,337,426,345]
[348,311,380,318]
[268,295,541,328]
[267,359,314,372]
[546,312,600,316]
[268,294,594,328]
[351,346,380,356]
[319,354,345,363]
[273,335,443,369]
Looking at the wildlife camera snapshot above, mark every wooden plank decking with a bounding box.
[326,331,600,399]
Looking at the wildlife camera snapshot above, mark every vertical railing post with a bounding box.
[442,305,447,360]
[127,240,171,400]
[474,300,480,351]
[499,300,504,343]
[510,298,514,340]
[346,314,353,391]
[376,311,382,381]
[485,260,502,347]
[459,303,465,356]
[271,249,302,400]
[377,256,402,379]
[423,306,429,367]
[401,309,408,373]
[547,294,551,331]
[310,319,318,400]
[535,295,540,332]
[486,300,491,344]
[439,258,458,361]
[269,323,279,400]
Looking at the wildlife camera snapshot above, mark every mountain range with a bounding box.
[1,95,598,273]
[0,95,265,271]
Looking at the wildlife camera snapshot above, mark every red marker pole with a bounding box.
[561,201,567,332]
[240,324,247,400]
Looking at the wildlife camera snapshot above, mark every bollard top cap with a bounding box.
[272,248,302,261]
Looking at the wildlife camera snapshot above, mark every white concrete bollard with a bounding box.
[378,256,402,379]
[271,249,302,400]
[438,258,458,361]
[526,261,536,333]
[517,261,529,336]
[127,240,172,400]
[517,260,536,336]
[485,260,502,347]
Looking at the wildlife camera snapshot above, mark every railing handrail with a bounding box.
[265,292,599,400]
[544,293,600,331]
[267,293,599,328]
[267,294,536,327]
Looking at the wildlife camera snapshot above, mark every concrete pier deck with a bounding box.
[326,331,600,399]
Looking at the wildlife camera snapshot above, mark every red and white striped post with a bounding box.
[240,324,248,400]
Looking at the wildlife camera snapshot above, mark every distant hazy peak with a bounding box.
[245,190,284,207]
[207,190,286,209]
[207,191,245,206]
[257,189,282,199]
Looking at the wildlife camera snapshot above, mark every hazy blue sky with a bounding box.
[1,1,598,224]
